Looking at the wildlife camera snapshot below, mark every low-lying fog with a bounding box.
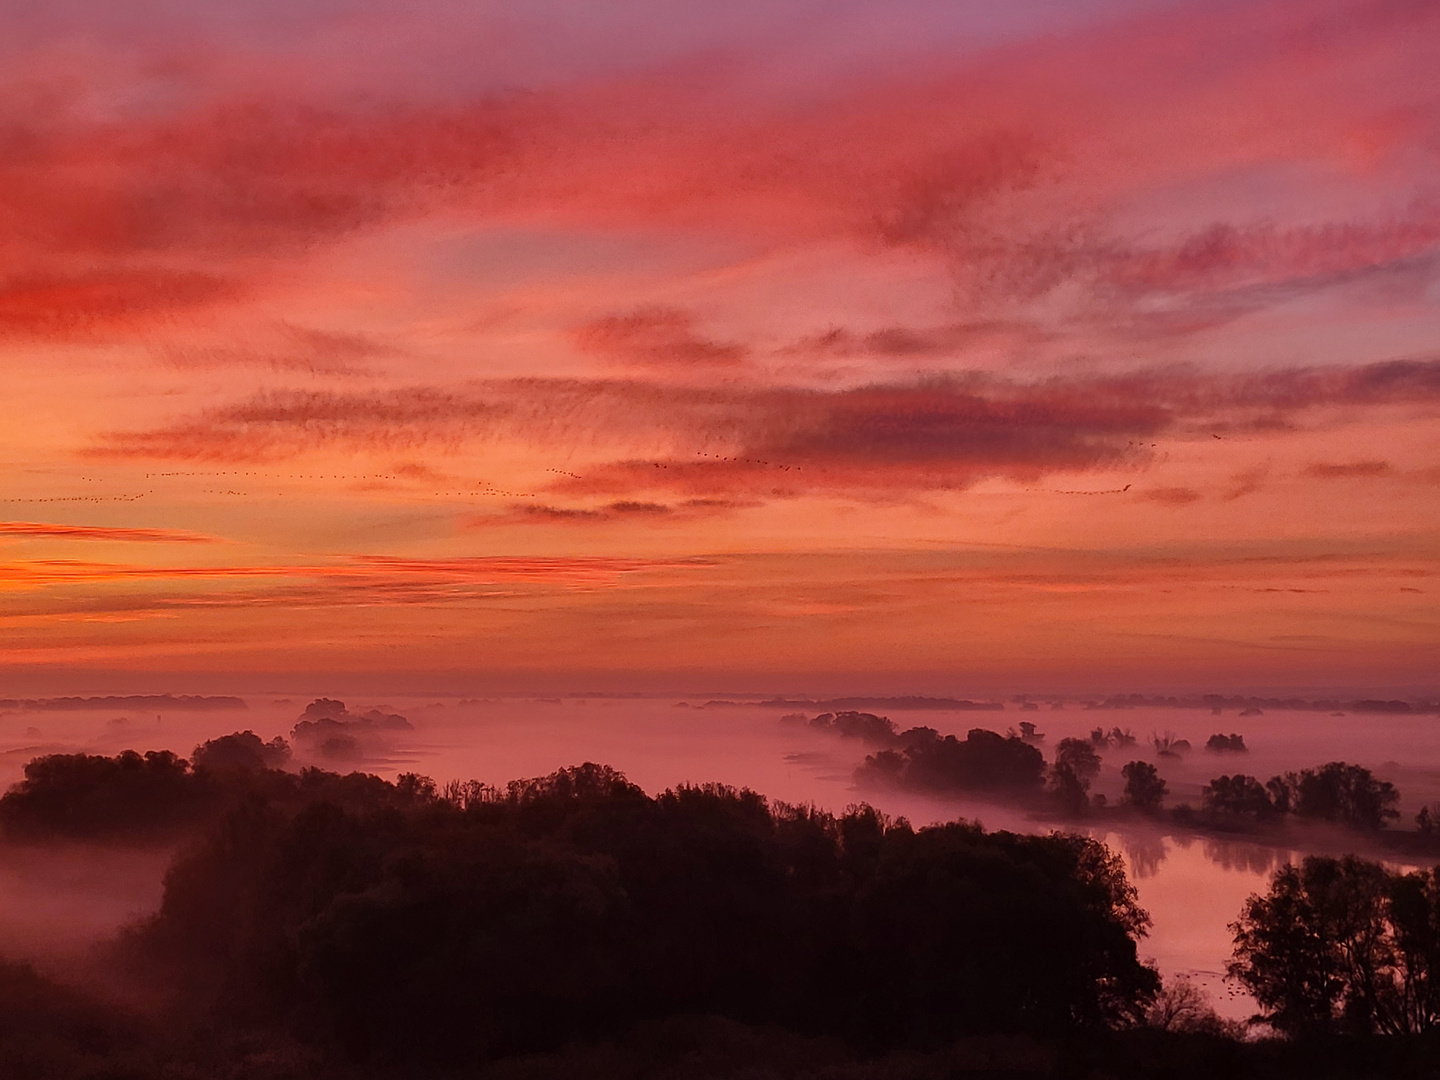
[2,694,1437,1020]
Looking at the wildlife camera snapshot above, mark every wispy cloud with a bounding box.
[573,307,747,368]
[88,358,1440,498]
[1304,460,1394,479]
[0,521,223,543]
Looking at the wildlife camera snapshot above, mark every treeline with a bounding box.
[123,763,1160,1068]
[0,731,416,842]
[1070,694,1435,714]
[787,712,1425,843]
[1189,763,1400,832]
[0,694,247,711]
[0,742,1161,1074]
[1,736,1438,1076]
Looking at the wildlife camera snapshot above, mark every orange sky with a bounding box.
[2,0,1437,694]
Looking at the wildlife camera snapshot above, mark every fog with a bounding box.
[1,693,1436,1023]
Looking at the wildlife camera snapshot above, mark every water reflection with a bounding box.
[1121,832,1170,880]
[1202,836,1287,875]
[1107,825,1298,879]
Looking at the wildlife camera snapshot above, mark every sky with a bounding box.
[1,0,1437,695]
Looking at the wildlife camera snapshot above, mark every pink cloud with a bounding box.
[1304,459,1393,478]
[87,358,1440,498]
[572,307,747,368]
[0,521,222,543]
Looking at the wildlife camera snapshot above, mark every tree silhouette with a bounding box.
[1121,761,1167,814]
[126,762,1159,1067]
[1050,738,1102,814]
[1202,774,1278,820]
[1276,764,1400,831]
[1229,856,1440,1035]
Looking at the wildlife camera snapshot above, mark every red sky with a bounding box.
[2,0,1437,694]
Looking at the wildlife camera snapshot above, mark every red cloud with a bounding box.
[0,522,222,543]
[573,307,746,368]
[0,554,707,591]
[0,0,1436,350]
[0,270,236,338]
[86,357,1440,497]
[465,498,755,527]
[1136,487,1202,507]
[1304,460,1393,479]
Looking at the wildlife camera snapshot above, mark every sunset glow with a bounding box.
[3,0,1437,695]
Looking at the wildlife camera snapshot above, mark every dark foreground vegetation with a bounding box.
[0,717,1437,1077]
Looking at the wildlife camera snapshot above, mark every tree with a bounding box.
[1146,975,1241,1036]
[192,731,290,772]
[854,728,1044,797]
[1121,761,1167,814]
[1202,774,1277,819]
[1287,763,1400,831]
[1049,738,1102,815]
[1205,733,1247,753]
[1229,856,1440,1035]
[128,761,1160,1066]
[0,750,205,840]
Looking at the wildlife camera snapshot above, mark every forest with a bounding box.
[0,721,1436,1077]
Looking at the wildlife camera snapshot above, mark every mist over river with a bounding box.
[2,695,1435,1020]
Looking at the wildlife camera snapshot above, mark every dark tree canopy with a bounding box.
[1121,761,1168,813]
[1196,763,1400,833]
[855,727,1045,797]
[0,740,424,842]
[1205,734,1248,753]
[1049,737,1102,814]
[127,762,1158,1067]
[192,730,291,773]
[0,750,203,840]
[1203,774,1279,820]
[802,710,900,745]
[1230,856,1440,1036]
[1278,763,1401,831]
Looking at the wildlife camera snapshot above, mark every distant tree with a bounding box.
[808,711,898,745]
[0,750,204,840]
[192,731,290,772]
[1229,856,1440,1035]
[1202,775,1277,820]
[1205,734,1248,753]
[0,741,432,843]
[1050,738,1102,815]
[1284,763,1400,831]
[855,728,1044,797]
[1152,732,1191,757]
[1121,761,1167,814]
[1265,775,1295,815]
